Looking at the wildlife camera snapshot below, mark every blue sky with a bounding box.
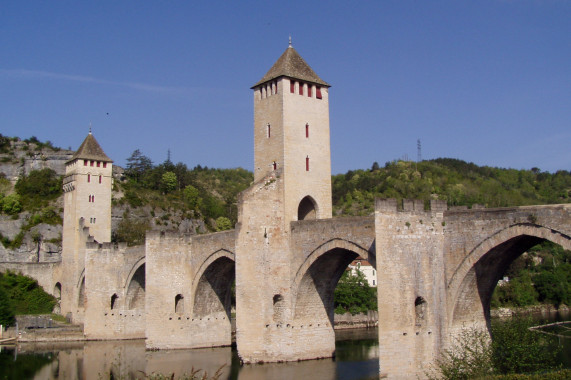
[1,1,569,174]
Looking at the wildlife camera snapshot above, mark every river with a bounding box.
[1,311,569,380]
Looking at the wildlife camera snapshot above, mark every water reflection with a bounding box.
[0,328,380,380]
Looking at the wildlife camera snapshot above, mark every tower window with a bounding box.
[84,160,87,166]
[273,161,277,170]
[274,81,278,94]
[103,162,107,168]
[90,160,94,167]
[87,174,91,183]
[308,86,312,97]
[99,175,102,184]
[267,124,271,138]
[316,87,322,99]
[299,82,303,95]
[290,80,295,93]
[306,156,310,171]
[305,123,309,138]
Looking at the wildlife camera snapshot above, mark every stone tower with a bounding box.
[235,43,334,363]
[252,41,332,223]
[60,131,113,322]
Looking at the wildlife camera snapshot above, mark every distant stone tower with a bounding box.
[252,40,332,222]
[60,131,113,322]
[236,43,334,363]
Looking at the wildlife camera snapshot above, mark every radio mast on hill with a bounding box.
[417,139,422,162]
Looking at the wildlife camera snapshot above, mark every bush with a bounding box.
[1,193,22,215]
[491,316,561,374]
[0,271,56,319]
[426,327,493,380]
[112,218,150,246]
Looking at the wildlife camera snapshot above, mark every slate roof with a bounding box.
[252,45,330,88]
[68,132,113,163]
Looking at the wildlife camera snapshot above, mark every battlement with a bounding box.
[375,198,448,213]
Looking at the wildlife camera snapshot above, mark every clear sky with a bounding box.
[1,1,569,174]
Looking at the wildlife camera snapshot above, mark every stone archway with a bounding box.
[126,263,145,310]
[192,254,235,320]
[448,224,571,332]
[298,195,318,220]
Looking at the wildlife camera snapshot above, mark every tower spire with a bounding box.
[289,35,292,48]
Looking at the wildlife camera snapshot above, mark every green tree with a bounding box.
[215,216,232,231]
[160,171,178,193]
[112,218,150,246]
[125,149,153,182]
[0,285,15,326]
[334,268,377,315]
[183,185,201,210]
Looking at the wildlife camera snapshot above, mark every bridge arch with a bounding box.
[448,223,571,330]
[191,249,235,320]
[125,258,146,310]
[293,239,374,324]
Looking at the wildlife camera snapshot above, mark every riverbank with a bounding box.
[491,303,569,318]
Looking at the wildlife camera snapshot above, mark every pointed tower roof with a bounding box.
[68,132,113,163]
[252,43,330,88]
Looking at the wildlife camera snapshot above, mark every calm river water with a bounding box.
[1,311,569,380]
[0,328,379,380]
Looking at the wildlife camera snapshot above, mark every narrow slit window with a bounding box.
[273,161,277,170]
[299,82,303,95]
[306,156,309,171]
[290,80,295,93]
[274,81,278,94]
[90,160,94,167]
[97,161,101,167]
[316,87,322,99]
[84,160,88,166]
[103,162,107,168]
[87,174,91,183]
[99,175,102,184]
[267,124,271,138]
[306,123,309,138]
[308,86,312,97]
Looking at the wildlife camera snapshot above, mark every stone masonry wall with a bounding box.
[83,242,146,340]
[375,198,447,379]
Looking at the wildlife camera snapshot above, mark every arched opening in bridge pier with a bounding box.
[451,234,571,332]
[193,256,235,322]
[298,196,317,220]
[126,264,145,310]
[54,282,61,300]
[110,294,118,310]
[294,248,377,327]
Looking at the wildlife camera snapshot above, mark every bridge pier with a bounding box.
[375,199,448,378]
